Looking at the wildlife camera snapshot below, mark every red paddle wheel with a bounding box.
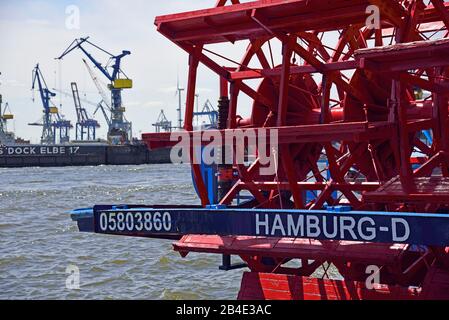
[145,0,449,299]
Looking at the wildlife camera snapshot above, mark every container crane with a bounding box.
[152,110,172,133]
[53,86,111,130]
[71,82,100,141]
[52,113,72,144]
[57,37,132,145]
[193,99,218,128]
[30,64,71,145]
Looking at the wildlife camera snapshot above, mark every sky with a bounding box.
[0,0,257,143]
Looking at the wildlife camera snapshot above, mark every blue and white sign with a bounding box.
[90,206,449,246]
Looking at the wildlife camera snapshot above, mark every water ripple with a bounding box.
[0,164,244,300]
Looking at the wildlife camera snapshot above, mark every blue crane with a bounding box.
[31,64,72,144]
[193,99,218,129]
[53,86,111,132]
[71,82,100,141]
[153,110,172,133]
[57,37,132,145]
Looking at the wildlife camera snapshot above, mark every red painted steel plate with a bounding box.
[155,0,449,45]
[174,235,408,265]
[237,272,422,300]
[155,0,380,44]
[364,176,449,204]
[356,38,449,72]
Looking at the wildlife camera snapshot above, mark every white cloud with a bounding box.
[196,87,213,93]
[126,100,164,108]
[3,79,27,88]
[25,19,51,26]
[157,86,179,94]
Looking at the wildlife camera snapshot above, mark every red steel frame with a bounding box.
[146,0,449,299]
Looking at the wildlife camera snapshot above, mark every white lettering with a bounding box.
[365,5,380,30]
[323,215,338,238]
[392,218,410,242]
[306,215,321,237]
[271,214,286,236]
[365,265,380,290]
[65,264,80,290]
[358,217,376,241]
[65,5,80,30]
[287,215,304,237]
[224,129,257,165]
[202,130,221,165]
[170,130,191,164]
[255,214,269,235]
[340,217,357,240]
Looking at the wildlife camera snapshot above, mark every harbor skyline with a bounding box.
[0,1,227,143]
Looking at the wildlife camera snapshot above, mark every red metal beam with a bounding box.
[364,176,449,203]
[143,122,395,147]
[155,0,449,45]
[155,0,375,44]
[239,181,380,191]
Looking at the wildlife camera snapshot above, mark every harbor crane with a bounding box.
[71,82,100,141]
[152,110,172,133]
[30,64,72,145]
[57,37,132,145]
[94,101,112,128]
[82,59,111,110]
[0,72,18,145]
[0,101,13,132]
[53,86,111,131]
[0,97,15,145]
[81,58,113,130]
[193,99,218,128]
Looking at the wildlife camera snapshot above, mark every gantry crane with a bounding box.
[193,99,218,128]
[53,85,111,133]
[57,37,132,145]
[52,114,72,144]
[71,82,100,141]
[152,110,172,133]
[30,64,72,145]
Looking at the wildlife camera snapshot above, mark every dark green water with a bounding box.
[0,164,245,299]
